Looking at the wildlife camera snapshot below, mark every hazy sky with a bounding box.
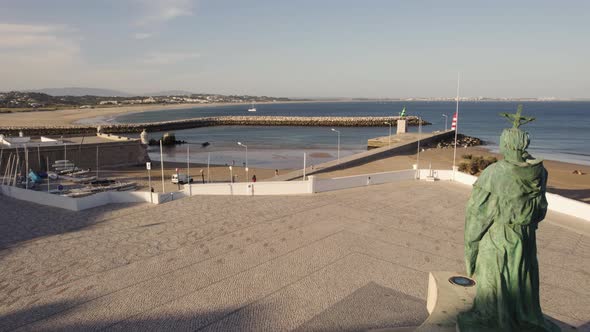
[1,0,589,98]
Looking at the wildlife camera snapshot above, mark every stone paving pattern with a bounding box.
[0,181,589,331]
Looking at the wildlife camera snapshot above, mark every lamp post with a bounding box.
[207,152,210,183]
[229,165,233,183]
[384,122,392,147]
[442,114,448,131]
[237,142,248,182]
[331,128,340,161]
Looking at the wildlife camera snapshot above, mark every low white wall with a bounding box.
[75,192,111,210]
[250,181,310,195]
[184,181,311,196]
[546,193,590,222]
[452,171,478,185]
[185,183,241,196]
[314,170,415,193]
[421,169,590,222]
[1,185,78,210]
[153,191,186,203]
[0,185,182,211]
[76,191,156,210]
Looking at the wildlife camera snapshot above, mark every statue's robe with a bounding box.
[457,158,559,332]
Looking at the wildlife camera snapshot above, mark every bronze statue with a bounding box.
[457,105,559,331]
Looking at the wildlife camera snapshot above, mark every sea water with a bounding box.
[115,101,590,168]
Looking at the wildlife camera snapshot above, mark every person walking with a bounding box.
[252,174,257,182]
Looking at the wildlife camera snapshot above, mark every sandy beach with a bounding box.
[0,100,337,127]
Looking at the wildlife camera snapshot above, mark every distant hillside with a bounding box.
[31,87,132,97]
[145,90,195,96]
[29,88,198,97]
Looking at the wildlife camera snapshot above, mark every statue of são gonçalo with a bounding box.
[457,105,560,332]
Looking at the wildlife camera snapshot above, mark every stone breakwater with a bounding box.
[0,116,429,136]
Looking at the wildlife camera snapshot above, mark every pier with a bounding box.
[273,130,455,181]
[0,116,429,136]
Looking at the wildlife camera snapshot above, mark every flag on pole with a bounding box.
[399,106,407,118]
[451,111,458,130]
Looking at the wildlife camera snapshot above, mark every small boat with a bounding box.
[60,175,97,183]
[56,167,82,175]
[88,180,137,192]
[247,102,256,112]
[53,163,75,169]
[61,168,91,176]
[90,179,115,186]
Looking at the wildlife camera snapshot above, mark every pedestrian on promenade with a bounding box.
[252,174,257,182]
[275,169,279,176]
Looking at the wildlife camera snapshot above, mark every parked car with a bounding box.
[171,173,193,184]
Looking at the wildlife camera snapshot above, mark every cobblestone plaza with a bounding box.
[0,181,588,331]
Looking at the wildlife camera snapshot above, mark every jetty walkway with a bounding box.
[0,116,428,136]
[273,130,455,181]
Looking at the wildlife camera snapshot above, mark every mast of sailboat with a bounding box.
[452,73,460,178]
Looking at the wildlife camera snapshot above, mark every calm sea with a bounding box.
[114,101,590,168]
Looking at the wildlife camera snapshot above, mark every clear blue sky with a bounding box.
[1,0,588,98]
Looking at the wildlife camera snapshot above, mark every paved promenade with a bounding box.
[0,181,588,331]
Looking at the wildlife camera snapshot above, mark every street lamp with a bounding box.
[331,128,340,161]
[442,114,448,131]
[237,142,248,181]
[384,122,392,147]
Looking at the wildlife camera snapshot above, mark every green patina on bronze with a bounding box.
[457,106,560,332]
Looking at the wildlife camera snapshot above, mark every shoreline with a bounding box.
[0,100,357,127]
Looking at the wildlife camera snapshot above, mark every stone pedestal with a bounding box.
[419,272,476,331]
[396,119,407,134]
[370,271,575,332]
[369,272,474,332]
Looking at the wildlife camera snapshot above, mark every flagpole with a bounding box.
[452,73,460,178]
